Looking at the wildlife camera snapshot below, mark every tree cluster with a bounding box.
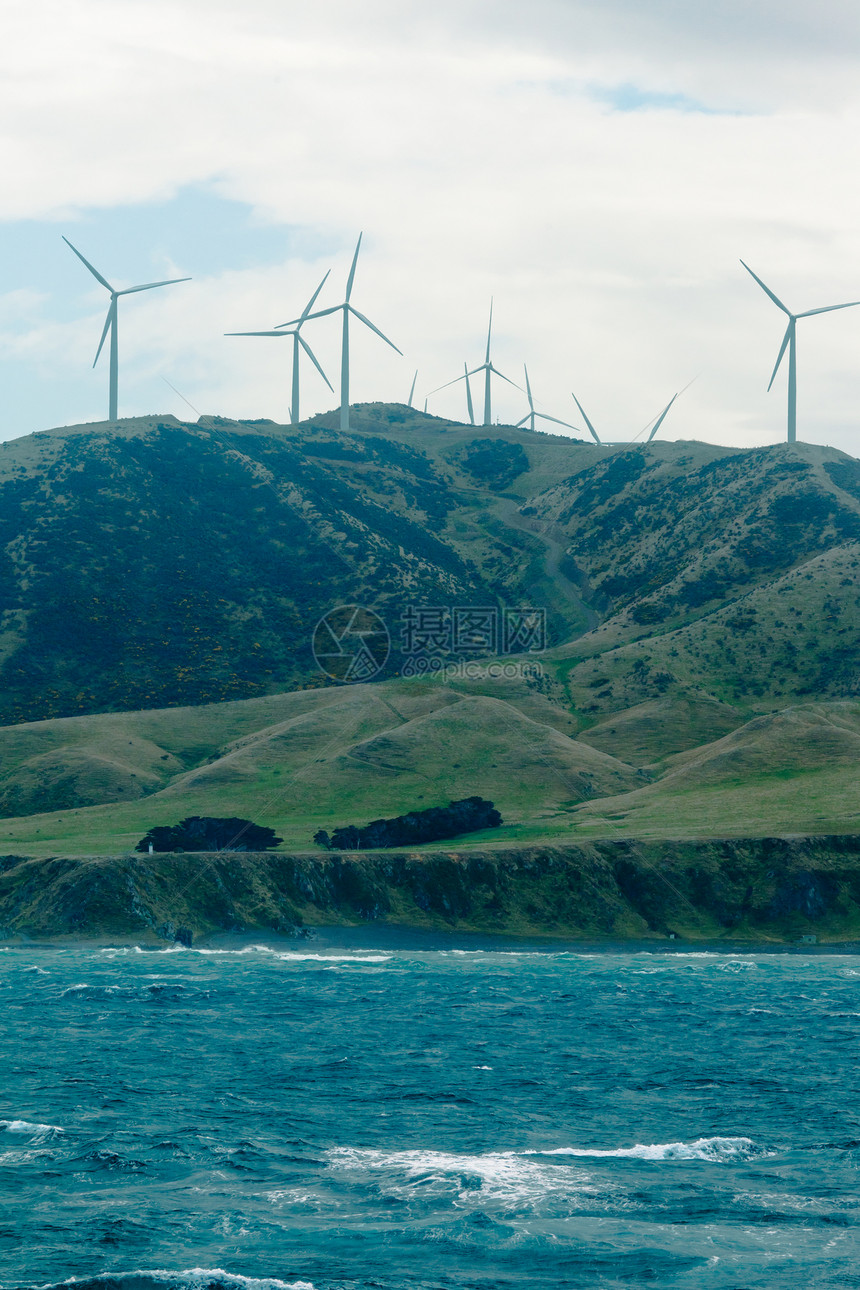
[313,796,502,851]
[135,816,282,853]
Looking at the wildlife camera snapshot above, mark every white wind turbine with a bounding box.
[277,234,401,432]
[517,365,580,434]
[63,236,190,421]
[430,301,522,425]
[741,260,860,443]
[570,389,678,445]
[225,271,333,424]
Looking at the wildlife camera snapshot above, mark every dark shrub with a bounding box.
[315,797,502,850]
[458,440,528,490]
[136,816,282,853]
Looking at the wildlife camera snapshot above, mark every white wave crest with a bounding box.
[0,1118,64,1137]
[328,1146,598,1206]
[100,945,184,955]
[328,1136,767,1205]
[98,943,391,963]
[35,1270,312,1290]
[538,1136,765,1162]
[193,945,391,963]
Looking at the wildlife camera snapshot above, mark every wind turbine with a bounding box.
[570,389,678,445]
[277,233,401,432]
[63,237,190,422]
[517,365,580,434]
[430,300,522,425]
[741,260,860,443]
[225,271,333,424]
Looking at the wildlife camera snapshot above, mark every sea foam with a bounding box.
[32,1270,313,1290]
[328,1146,598,1206]
[537,1136,767,1162]
[0,1119,63,1137]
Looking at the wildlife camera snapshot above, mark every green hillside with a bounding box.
[1,672,859,859]
[0,408,595,724]
[2,405,860,869]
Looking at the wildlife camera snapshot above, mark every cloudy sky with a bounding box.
[2,0,860,448]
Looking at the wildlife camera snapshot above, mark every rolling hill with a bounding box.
[1,404,860,874]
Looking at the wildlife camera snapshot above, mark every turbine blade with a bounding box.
[348,306,402,354]
[63,236,114,292]
[798,300,860,317]
[535,412,581,430]
[515,414,531,427]
[408,369,417,406]
[646,393,678,442]
[740,259,791,316]
[299,269,331,322]
[298,333,334,391]
[428,373,467,395]
[116,276,191,296]
[465,364,475,424]
[767,322,792,391]
[93,307,112,368]
[275,304,340,328]
[345,234,362,303]
[428,364,485,396]
[523,363,534,411]
[488,363,524,391]
[571,391,600,443]
[225,329,287,337]
[676,373,700,399]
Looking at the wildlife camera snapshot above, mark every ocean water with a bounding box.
[2,936,860,1290]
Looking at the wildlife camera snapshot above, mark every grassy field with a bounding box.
[1,666,859,857]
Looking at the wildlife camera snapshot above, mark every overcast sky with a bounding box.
[2,0,860,448]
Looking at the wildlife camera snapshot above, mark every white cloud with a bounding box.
[1,0,860,449]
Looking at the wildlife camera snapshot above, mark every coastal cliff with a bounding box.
[3,836,860,945]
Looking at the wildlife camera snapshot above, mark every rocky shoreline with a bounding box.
[3,835,860,945]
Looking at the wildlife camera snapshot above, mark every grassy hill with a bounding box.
[2,405,860,870]
[0,407,600,724]
[534,439,860,641]
[1,672,859,859]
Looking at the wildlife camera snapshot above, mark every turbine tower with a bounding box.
[278,233,401,432]
[741,260,860,443]
[63,237,190,421]
[517,365,579,433]
[430,301,521,425]
[225,271,333,424]
[570,389,678,445]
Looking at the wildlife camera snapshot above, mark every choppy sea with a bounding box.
[2,932,860,1290]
